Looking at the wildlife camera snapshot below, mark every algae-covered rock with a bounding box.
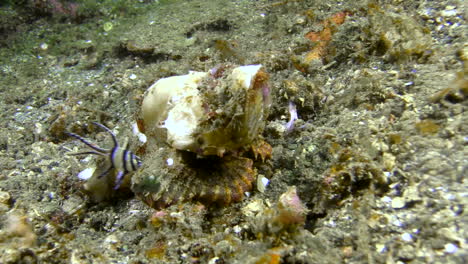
[368,9,433,62]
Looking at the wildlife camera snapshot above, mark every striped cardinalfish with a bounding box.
[66,122,142,189]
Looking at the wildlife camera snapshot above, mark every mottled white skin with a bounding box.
[141,65,264,153]
[141,71,207,150]
[230,64,262,91]
[163,93,204,150]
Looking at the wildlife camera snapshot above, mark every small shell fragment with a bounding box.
[166,158,174,166]
[77,167,95,180]
[444,243,458,254]
[391,197,406,209]
[257,174,269,193]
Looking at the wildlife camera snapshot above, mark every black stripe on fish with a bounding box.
[66,122,142,189]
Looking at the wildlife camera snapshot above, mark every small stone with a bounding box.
[391,197,406,209]
[376,244,386,253]
[382,152,396,171]
[0,190,11,204]
[277,186,308,225]
[104,234,120,250]
[208,257,220,264]
[232,225,242,234]
[2,248,21,263]
[392,219,403,227]
[403,185,421,203]
[256,174,269,193]
[342,246,353,258]
[103,22,113,32]
[381,196,392,203]
[444,243,458,254]
[401,232,412,242]
[166,158,174,166]
[440,9,458,17]
[398,244,416,260]
[266,122,286,138]
[40,43,48,50]
[62,195,84,215]
[242,199,265,218]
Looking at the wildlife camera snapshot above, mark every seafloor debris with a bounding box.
[292,10,351,72]
[316,146,388,212]
[133,64,273,208]
[0,212,37,251]
[430,71,468,104]
[0,190,11,214]
[303,11,351,63]
[243,186,308,237]
[363,5,433,63]
[276,186,309,226]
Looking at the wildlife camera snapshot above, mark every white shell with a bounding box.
[141,71,207,142]
[141,65,269,155]
[256,174,270,193]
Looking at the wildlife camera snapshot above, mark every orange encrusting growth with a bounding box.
[251,140,273,162]
[304,11,351,63]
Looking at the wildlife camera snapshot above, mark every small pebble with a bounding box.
[391,197,406,209]
[103,234,119,250]
[440,9,458,17]
[444,243,458,254]
[393,219,403,227]
[0,190,11,204]
[376,244,386,253]
[40,43,48,50]
[208,257,220,264]
[166,158,174,166]
[381,196,392,203]
[256,174,269,193]
[233,225,242,234]
[103,22,113,32]
[401,233,412,242]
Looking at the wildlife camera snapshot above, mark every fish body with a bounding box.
[66,122,142,189]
